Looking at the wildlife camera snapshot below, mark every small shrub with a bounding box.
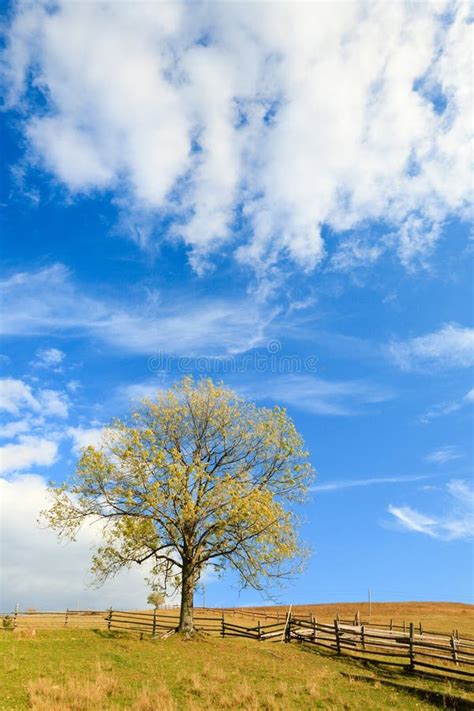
[2,615,14,630]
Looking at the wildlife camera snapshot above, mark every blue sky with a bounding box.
[0,0,473,611]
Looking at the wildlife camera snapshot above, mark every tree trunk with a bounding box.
[179,564,194,634]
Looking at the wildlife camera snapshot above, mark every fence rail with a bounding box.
[1,609,110,629]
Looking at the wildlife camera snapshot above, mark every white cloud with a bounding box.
[66,426,104,455]
[239,373,393,416]
[3,2,472,273]
[34,347,65,368]
[425,446,462,465]
[387,505,438,536]
[66,380,81,393]
[388,323,474,370]
[0,264,275,356]
[0,419,31,439]
[313,474,430,493]
[396,215,442,270]
[39,389,69,418]
[120,383,165,404]
[388,478,474,541]
[0,378,37,415]
[419,388,474,423]
[0,377,69,419]
[443,480,474,540]
[0,380,69,473]
[329,238,385,273]
[0,436,58,474]
[0,474,158,610]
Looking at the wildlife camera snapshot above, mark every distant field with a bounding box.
[236,602,474,637]
[10,601,474,637]
[1,628,473,710]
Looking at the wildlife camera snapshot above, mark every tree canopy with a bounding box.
[147,590,165,608]
[44,377,315,633]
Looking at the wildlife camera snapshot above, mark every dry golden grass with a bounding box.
[133,685,177,711]
[14,612,108,630]
[230,601,474,636]
[28,672,119,711]
[179,672,289,711]
[28,667,178,711]
[12,627,36,639]
[24,667,302,711]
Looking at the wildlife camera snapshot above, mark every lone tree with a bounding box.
[44,377,314,634]
[147,590,165,609]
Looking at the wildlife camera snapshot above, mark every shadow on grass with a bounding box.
[338,671,473,710]
[298,642,473,709]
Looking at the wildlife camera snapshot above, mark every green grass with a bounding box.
[1,629,473,710]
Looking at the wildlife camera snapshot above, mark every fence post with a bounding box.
[152,607,157,637]
[257,620,261,641]
[390,618,393,632]
[361,624,365,650]
[64,608,69,627]
[284,612,292,643]
[107,607,112,631]
[312,615,317,643]
[419,622,422,636]
[451,634,459,666]
[409,622,415,671]
[334,619,341,655]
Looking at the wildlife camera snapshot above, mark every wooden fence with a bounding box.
[105,609,474,680]
[1,609,109,629]
[106,609,223,636]
[288,615,474,680]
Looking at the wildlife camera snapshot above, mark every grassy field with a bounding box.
[3,603,472,710]
[1,628,474,710]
